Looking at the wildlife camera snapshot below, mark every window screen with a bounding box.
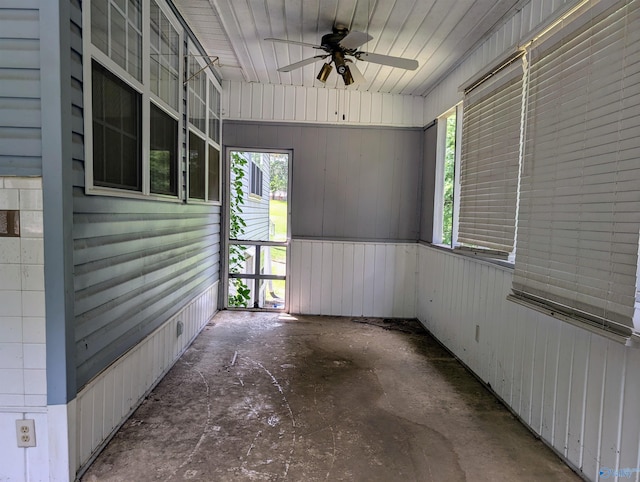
[91,61,141,191]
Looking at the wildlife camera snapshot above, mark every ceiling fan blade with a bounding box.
[277,55,328,72]
[265,37,323,50]
[339,30,373,50]
[347,62,366,85]
[356,52,419,70]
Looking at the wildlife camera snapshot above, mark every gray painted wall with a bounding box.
[72,2,222,389]
[420,122,437,242]
[0,0,42,176]
[224,121,423,241]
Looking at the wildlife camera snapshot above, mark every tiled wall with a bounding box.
[0,176,46,407]
[0,176,49,482]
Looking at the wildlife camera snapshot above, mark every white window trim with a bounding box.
[82,0,185,203]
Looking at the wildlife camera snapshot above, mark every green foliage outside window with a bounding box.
[269,154,288,195]
[442,114,457,246]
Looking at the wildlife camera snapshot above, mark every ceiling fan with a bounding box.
[265,26,419,86]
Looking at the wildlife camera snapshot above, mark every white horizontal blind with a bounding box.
[513,0,640,334]
[458,61,524,252]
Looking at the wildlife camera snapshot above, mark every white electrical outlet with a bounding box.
[16,419,36,447]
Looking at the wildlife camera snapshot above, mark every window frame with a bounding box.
[432,104,462,247]
[186,48,222,205]
[249,159,264,199]
[83,0,185,202]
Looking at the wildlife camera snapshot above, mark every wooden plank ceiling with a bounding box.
[173,0,523,96]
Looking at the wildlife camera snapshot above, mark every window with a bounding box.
[188,132,206,200]
[150,103,178,196]
[91,0,142,81]
[433,107,460,246]
[91,61,141,191]
[85,0,183,200]
[187,54,222,203]
[150,0,180,110]
[510,0,640,338]
[458,57,524,256]
[250,160,263,197]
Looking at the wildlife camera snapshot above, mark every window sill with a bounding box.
[421,241,514,270]
[85,186,184,203]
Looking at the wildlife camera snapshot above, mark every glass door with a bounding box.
[226,150,289,310]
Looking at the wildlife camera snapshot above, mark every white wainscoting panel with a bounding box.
[289,239,416,318]
[74,282,219,473]
[223,80,426,127]
[417,244,640,481]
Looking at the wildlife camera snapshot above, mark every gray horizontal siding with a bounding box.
[224,121,423,241]
[72,1,222,388]
[73,189,221,387]
[0,5,41,175]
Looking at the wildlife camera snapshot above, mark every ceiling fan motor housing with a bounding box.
[320,27,350,52]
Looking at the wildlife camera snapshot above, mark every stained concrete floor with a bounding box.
[82,311,579,482]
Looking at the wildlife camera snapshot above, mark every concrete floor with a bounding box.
[82,311,579,481]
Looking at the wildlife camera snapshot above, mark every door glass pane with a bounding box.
[230,151,288,242]
[228,151,289,310]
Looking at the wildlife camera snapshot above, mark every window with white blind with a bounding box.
[458,58,524,256]
[510,0,640,338]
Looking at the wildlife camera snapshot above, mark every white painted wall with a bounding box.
[0,177,50,481]
[289,239,416,319]
[423,0,574,121]
[416,244,640,482]
[222,80,426,127]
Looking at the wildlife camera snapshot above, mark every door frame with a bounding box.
[222,147,292,311]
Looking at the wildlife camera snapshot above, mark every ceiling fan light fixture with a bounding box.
[317,62,332,83]
[341,66,354,86]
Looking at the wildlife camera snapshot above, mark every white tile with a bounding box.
[0,317,22,342]
[23,343,46,369]
[22,291,44,317]
[0,265,21,290]
[0,291,22,317]
[0,343,23,369]
[19,189,43,211]
[19,210,43,238]
[0,238,21,264]
[20,238,43,265]
[0,189,19,210]
[25,394,47,406]
[3,177,42,189]
[0,393,25,405]
[22,317,45,343]
[21,264,44,291]
[24,368,47,395]
[0,368,25,393]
